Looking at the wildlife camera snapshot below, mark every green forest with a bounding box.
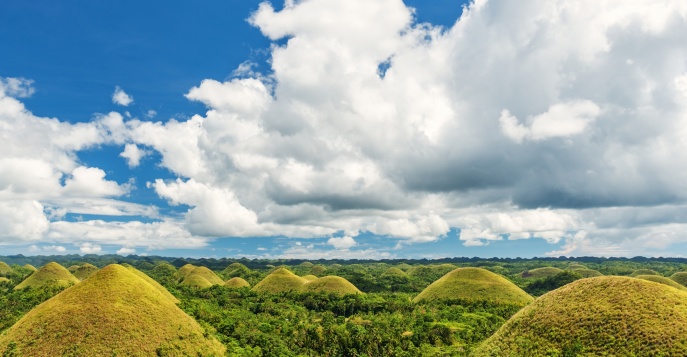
[2,255,687,356]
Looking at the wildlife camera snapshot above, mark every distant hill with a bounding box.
[630,269,660,277]
[73,263,99,280]
[253,267,308,293]
[303,276,362,296]
[181,266,224,289]
[473,276,687,356]
[634,275,687,291]
[302,275,318,282]
[671,272,687,286]
[520,267,563,279]
[225,277,250,288]
[14,262,79,290]
[22,264,36,272]
[569,268,603,278]
[0,262,12,276]
[0,264,225,356]
[382,267,408,277]
[413,267,533,305]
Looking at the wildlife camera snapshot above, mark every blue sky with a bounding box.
[1,0,686,259]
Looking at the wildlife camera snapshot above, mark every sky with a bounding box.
[1,0,687,259]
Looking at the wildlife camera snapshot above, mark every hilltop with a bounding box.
[73,263,99,280]
[122,264,179,303]
[520,267,563,279]
[181,266,224,288]
[303,276,363,296]
[0,262,11,276]
[225,277,250,288]
[0,264,225,356]
[253,267,308,293]
[14,262,79,290]
[413,267,533,305]
[473,276,687,356]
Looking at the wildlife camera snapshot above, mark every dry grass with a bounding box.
[634,275,687,291]
[0,264,225,356]
[73,263,99,281]
[225,277,250,288]
[413,267,533,306]
[181,274,214,289]
[22,264,37,272]
[302,276,363,296]
[671,272,687,287]
[252,267,308,293]
[0,262,12,276]
[175,264,196,280]
[630,268,660,277]
[122,264,180,303]
[182,266,224,287]
[520,267,563,279]
[569,268,603,278]
[14,262,79,290]
[301,275,318,282]
[382,267,408,277]
[473,276,687,356]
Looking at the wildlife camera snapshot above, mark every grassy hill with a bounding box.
[14,262,79,290]
[67,265,80,273]
[181,274,214,289]
[302,275,318,282]
[473,276,687,356]
[569,268,603,278]
[122,264,179,303]
[73,263,99,281]
[310,265,327,276]
[634,275,687,291]
[175,264,196,280]
[0,262,12,276]
[303,276,363,296]
[183,266,224,286]
[0,264,225,356]
[630,269,660,277]
[253,267,308,293]
[520,267,563,279]
[413,267,533,305]
[0,277,9,284]
[382,267,408,277]
[225,277,250,288]
[22,264,37,272]
[222,262,250,277]
[671,272,687,287]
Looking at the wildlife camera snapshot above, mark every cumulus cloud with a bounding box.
[120,143,147,168]
[327,236,357,250]
[116,247,136,255]
[112,86,133,106]
[79,242,102,254]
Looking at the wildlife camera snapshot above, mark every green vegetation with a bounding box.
[523,271,583,297]
[473,276,687,356]
[520,266,563,279]
[252,267,308,293]
[310,265,327,276]
[225,277,250,288]
[73,263,99,280]
[302,276,363,296]
[630,268,660,276]
[0,278,9,284]
[0,262,11,276]
[0,264,225,356]
[570,268,603,277]
[382,267,409,277]
[634,274,687,290]
[671,272,687,286]
[14,262,79,290]
[67,264,80,273]
[413,268,533,306]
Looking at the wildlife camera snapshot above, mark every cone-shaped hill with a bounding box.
[570,268,603,278]
[520,267,563,279]
[253,267,308,293]
[671,272,687,287]
[634,275,687,291]
[67,265,80,273]
[14,262,79,290]
[0,264,225,356]
[303,276,362,296]
[175,264,196,280]
[473,276,687,356]
[73,263,99,281]
[630,269,660,277]
[181,267,224,288]
[222,262,250,277]
[382,267,408,277]
[23,264,37,272]
[413,267,533,306]
[225,277,250,288]
[121,264,179,303]
[0,262,12,276]
[302,275,318,282]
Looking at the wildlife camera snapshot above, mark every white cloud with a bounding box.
[63,166,128,197]
[500,100,601,143]
[120,143,147,168]
[112,86,133,106]
[116,247,136,255]
[79,242,102,254]
[0,77,35,98]
[327,236,357,250]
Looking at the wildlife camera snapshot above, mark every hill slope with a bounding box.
[303,276,363,296]
[225,277,250,288]
[0,262,11,276]
[73,263,99,281]
[634,275,687,291]
[473,276,687,356]
[520,267,563,279]
[14,262,79,290]
[122,264,180,303]
[181,266,224,288]
[253,267,308,293]
[0,264,225,356]
[413,267,533,305]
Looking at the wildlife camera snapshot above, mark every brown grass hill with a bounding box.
[252,267,308,293]
[73,263,99,281]
[520,267,564,279]
[671,272,687,287]
[630,269,660,277]
[413,267,533,306]
[0,264,225,356]
[302,275,318,282]
[472,276,687,356]
[181,274,214,289]
[0,262,12,276]
[185,267,224,285]
[382,267,409,277]
[433,263,457,273]
[310,265,327,276]
[634,275,687,291]
[175,264,196,280]
[67,265,80,273]
[303,276,363,296]
[569,268,603,278]
[121,264,179,303]
[14,262,79,290]
[225,277,250,288]
[22,264,37,272]
[222,262,251,278]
